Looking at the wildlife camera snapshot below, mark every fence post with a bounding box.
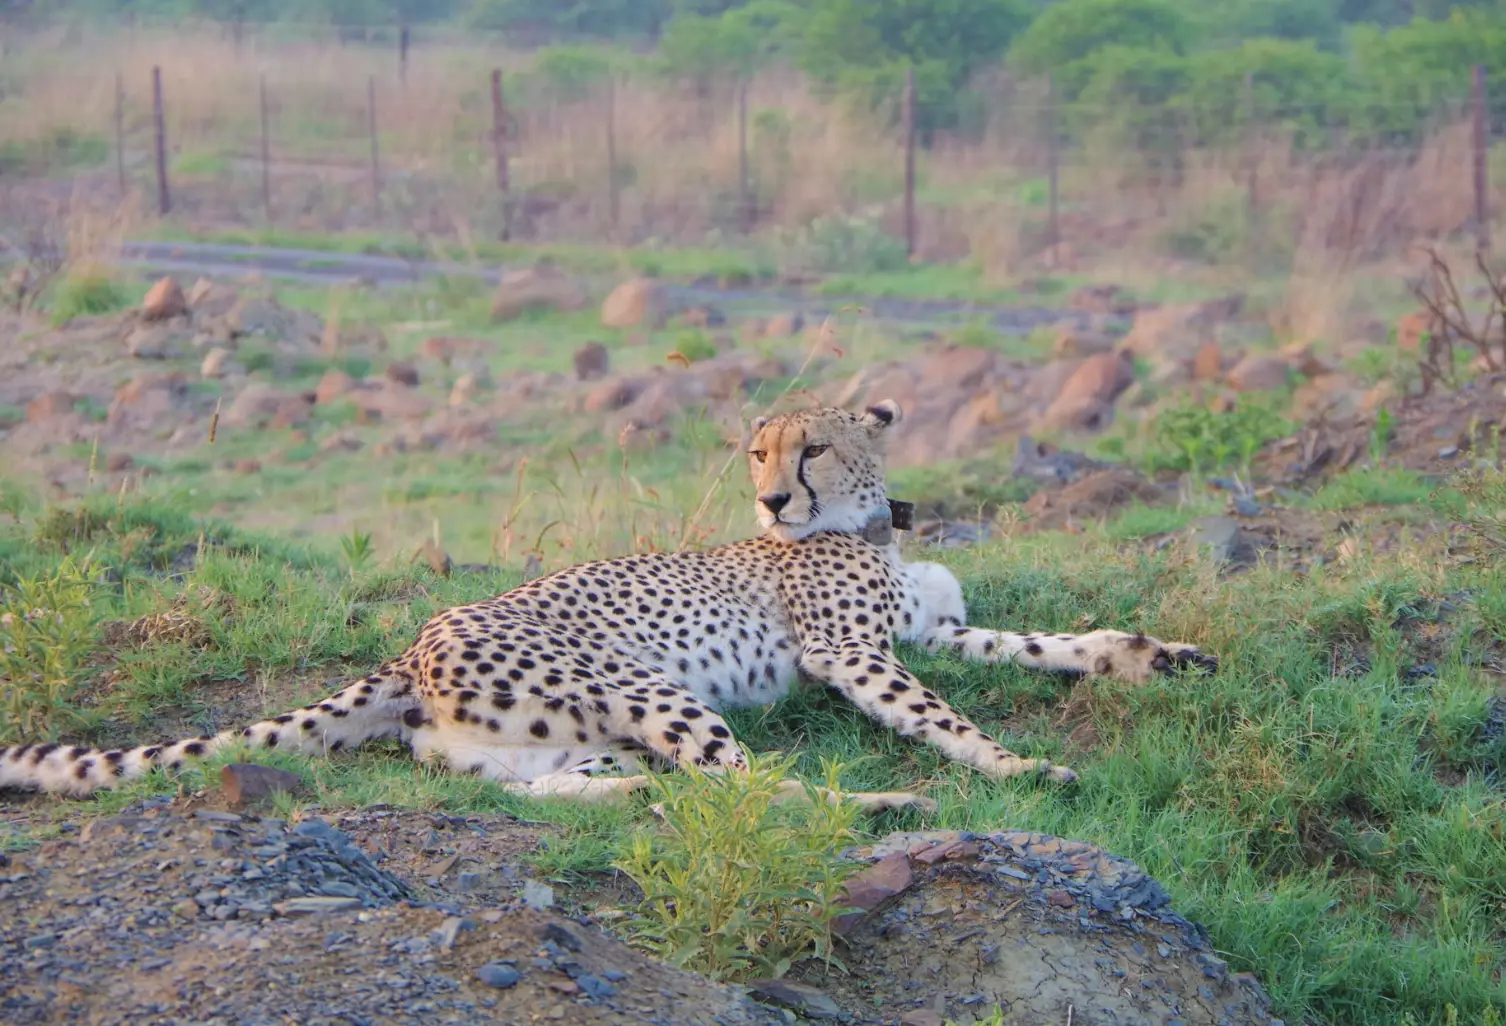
[1243,71,1258,216]
[490,69,512,240]
[114,71,126,197]
[259,73,271,222]
[605,75,619,239]
[902,66,916,260]
[367,75,381,217]
[738,77,751,232]
[399,25,410,85]
[1046,72,1059,264]
[151,65,169,216]
[1473,64,1490,252]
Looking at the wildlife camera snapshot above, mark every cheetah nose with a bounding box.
[758,492,792,514]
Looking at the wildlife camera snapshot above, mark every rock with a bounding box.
[142,276,187,321]
[219,763,302,808]
[600,278,667,329]
[833,852,912,935]
[26,392,76,423]
[274,896,361,916]
[223,384,313,430]
[1053,328,1115,358]
[1188,515,1246,564]
[125,324,186,359]
[314,369,355,404]
[421,541,453,577]
[1066,282,1136,316]
[1291,373,1365,422]
[490,265,587,322]
[200,348,236,379]
[385,362,420,388]
[1036,350,1135,433]
[105,452,134,472]
[746,980,845,1020]
[582,377,641,413]
[1278,342,1331,378]
[476,964,522,990]
[1396,309,1432,351]
[674,306,726,329]
[521,879,554,910]
[1226,354,1290,393]
[449,373,491,406]
[234,458,262,474]
[573,342,610,381]
[1118,294,1245,363]
[349,381,430,422]
[107,373,190,432]
[1192,341,1223,381]
[761,312,804,338]
[921,345,997,391]
[418,335,490,364]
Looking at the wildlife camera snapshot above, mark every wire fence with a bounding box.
[4,20,1501,264]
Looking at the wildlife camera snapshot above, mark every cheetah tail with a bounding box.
[0,664,420,798]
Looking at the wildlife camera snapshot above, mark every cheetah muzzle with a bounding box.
[0,400,1216,813]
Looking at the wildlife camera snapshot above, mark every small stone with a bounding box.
[172,899,200,919]
[432,916,475,951]
[455,871,483,892]
[1046,889,1075,908]
[522,879,554,910]
[1158,942,1173,958]
[476,964,522,990]
[275,896,361,916]
[746,979,844,1020]
[23,933,57,950]
[385,362,420,387]
[537,921,583,953]
[193,810,244,823]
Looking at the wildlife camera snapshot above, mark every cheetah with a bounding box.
[0,400,1214,809]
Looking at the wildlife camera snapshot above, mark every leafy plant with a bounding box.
[1145,395,1291,476]
[776,214,909,275]
[340,529,375,574]
[613,752,864,982]
[0,557,103,743]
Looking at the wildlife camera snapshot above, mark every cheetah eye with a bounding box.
[803,445,829,459]
[748,450,767,464]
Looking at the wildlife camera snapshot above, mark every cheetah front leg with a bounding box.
[921,626,1217,684]
[798,640,1078,783]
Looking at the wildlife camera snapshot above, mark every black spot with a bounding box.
[266,732,280,748]
[75,760,93,780]
[183,742,206,757]
[529,719,550,739]
[1025,642,1044,657]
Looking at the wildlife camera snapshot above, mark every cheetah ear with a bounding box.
[750,415,770,434]
[860,399,902,434]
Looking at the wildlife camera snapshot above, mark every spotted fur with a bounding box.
[0,400,1214,806]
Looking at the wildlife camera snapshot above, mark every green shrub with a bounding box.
[49,273,130,326]
[1144,395,1292,475]
[613,753,864,982]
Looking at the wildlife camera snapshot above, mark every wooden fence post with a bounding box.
[114,71,126,197]
[490,69,512,240]
[1046,72,1059,264]
[259,73,272,222]
[151,65,169,215]
[367,75,381,217]
[605,75,619,239]
[1473,64,1490,252]
[738,78,751,232]
[1243,71,1258,216]
[902,66,916,260]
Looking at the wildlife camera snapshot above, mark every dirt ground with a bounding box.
[0,796,1283,1026]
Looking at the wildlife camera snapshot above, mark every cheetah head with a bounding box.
[746,400,901,543]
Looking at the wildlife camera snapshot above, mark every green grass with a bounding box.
[0,464,1500,1023]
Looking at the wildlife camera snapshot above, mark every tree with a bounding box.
[795,0,1033,133]
[1351,9,1506,138]
[1010,0,1195,85]
[467,0,674,40]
